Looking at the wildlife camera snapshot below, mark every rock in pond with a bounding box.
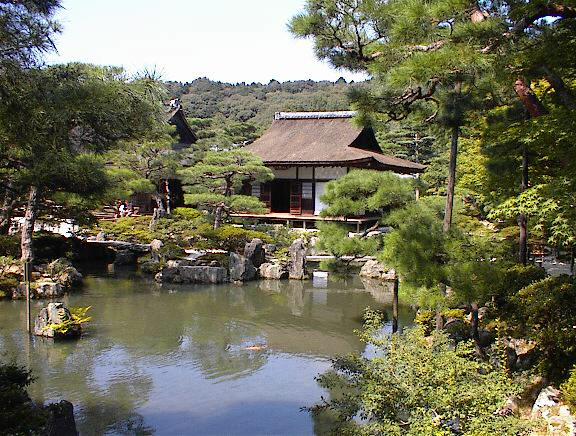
[114,249,136,265]
[259,263,288,280]
[288,239,307,280]
[359,259,396,281]
[229,253,257,281]
[45,400,79,436]
[48,258,83,289]
[34,302,80,338]
[13,280,64,299]
[244,238,265,268]
[155,266,228,284]
[150,239,163,262]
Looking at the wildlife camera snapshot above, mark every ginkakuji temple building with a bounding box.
[236,111,425,230]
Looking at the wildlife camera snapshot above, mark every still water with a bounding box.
[0,267,414,435]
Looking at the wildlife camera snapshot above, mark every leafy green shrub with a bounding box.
[0,364,47,434]
[509,276,576,380]
[414,309,435,335]
[313,310,529,435]
[0,235,19,257]
[47,306,92,337]
[190,224,272,252]
[492,264,547,312]
[561,365,576,413]
[171,207,203,221]
[87,209,207,245]
[91,216,154,243]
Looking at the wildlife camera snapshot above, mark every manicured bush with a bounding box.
[190,224,272,252]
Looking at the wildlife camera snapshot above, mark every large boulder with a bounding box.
[48,258,82,289]
[13,280,64,299]
[113,249,136,265]
[155,266,228,284]
[259,263,288,280]
[531,386,576,435]
[244,238,266,267]
[288,239,307,280]
[33,302,80,338]
[45,400,79,436]
[359,259,396,281]
[229,253,257,281]
[150,239,164,262]
[502,337,539,371]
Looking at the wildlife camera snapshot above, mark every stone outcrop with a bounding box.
[47,258,82,289]
[229,253,257,281]
[359,259,396,281]
[13,280,64,299]
[244,238,265,267]
[288,239,307,280]
[113,249,136,265]
[45,400,79,436]
[150,239,164,262]
[503,337,539,371]
[155,266,228,284]
[259,262,288,280]
[33,302,80,338]
[531,386,576,435]
[263,244,277,256]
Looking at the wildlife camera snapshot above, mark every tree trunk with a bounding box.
[0,181,17,235]
[443,124,459,233]
[164,180,172,215]
[470,302,486,358]
[518,148,529,265]
[514,77,548,117]
[149,193,167,230]
[541,66,576,109]
[213,204,224,230]
[513,78,547,265]
[21,185,40,263]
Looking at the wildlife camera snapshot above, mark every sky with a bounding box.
[46,0,368,84]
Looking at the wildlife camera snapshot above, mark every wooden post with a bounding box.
[392,276,399,333]
[24,261,32,334]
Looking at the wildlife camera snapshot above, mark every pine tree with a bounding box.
[179,150,273,229]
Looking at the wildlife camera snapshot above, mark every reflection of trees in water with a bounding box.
[19,337,155,436]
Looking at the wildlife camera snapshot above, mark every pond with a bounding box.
[0,267,415,435]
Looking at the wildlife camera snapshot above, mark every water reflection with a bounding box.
[0,270,414,435]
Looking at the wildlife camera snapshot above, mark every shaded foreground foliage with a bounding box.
[313,312,530,435]
[0,364,47,434]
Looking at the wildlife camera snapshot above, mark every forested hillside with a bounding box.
[165,77,352,127]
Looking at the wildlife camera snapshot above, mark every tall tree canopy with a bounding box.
[0,63,162,261]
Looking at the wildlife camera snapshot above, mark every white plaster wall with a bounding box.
[315,167,347,179]
[299,167,313,179]
[272,168,297,179]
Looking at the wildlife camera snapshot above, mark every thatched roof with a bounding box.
[246,112,425,174]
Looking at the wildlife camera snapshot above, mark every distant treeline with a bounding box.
[164,77,355,129]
